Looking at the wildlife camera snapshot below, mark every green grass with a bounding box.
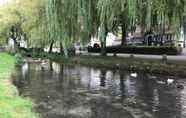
[0,53,15,79]
[0,53,38,118]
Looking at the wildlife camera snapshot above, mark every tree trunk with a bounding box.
[101,24,108,56]
[101,32,107,56]
[60,42,63,55]
[23,33,28,48]
[121,22,127,45]
[62,43,68,58]
[183,16,186,48]
[12,38,19,52]
[49,40,54,53]
[141,24,145,36]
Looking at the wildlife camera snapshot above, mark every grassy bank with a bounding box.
[32,52,186,77]
[0,53,38,118]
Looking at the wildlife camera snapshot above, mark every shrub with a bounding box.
[68,47,76,57]
[88,46,101,53]
[88,46,181,55]
[15,53,24,65]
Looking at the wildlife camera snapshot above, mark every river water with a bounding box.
[13,60,186,118]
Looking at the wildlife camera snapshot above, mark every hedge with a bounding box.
[88,46,182,55]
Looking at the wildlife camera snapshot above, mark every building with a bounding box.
[89,33,121,47]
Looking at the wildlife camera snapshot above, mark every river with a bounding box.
[13,60,186,118]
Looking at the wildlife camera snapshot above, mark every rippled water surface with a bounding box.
[13,60,186,118]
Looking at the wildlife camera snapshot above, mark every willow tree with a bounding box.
[45,0,58,53]
[45,0,186,57]
[47,0,84,56]
[137,0,186,37]
[96,0,186,53]
[78,0,100,43]
[96,0,138,54]
[45,0,99,57]
[97,0,114,56]
[107,0,138,44]
[166,0,185,39]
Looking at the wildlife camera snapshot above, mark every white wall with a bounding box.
[90,33,121,47]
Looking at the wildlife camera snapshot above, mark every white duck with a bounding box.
[167,78,174,85]
[156,80,166,84]
[41,60,48,70]
[130,73,137,78]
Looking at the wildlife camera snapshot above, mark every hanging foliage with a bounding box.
[44,0,186,56]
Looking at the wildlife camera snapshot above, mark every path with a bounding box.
[82,48,186,61]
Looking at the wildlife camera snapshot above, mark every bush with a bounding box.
[68,47,76,57]
[88,46,181,55]
[87,46,101,53]
[15,53,24,65]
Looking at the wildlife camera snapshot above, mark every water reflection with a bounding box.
[21,63,28,77]
[100,69,106,87]
[14,61,186,118]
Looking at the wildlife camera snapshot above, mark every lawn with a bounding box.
[0,53,38,118]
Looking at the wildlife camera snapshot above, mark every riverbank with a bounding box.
[0,53,38,118]
[32,53,186,77]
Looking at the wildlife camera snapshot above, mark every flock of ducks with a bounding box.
[130,73,184,90]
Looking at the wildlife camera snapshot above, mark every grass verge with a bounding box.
[0,53,38,118]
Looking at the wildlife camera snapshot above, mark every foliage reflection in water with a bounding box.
[13,60,186,118]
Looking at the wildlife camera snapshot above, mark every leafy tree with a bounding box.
[1,0,186,55]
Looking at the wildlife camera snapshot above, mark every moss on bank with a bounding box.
[32,53,186,77]
[0,53,38,118]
